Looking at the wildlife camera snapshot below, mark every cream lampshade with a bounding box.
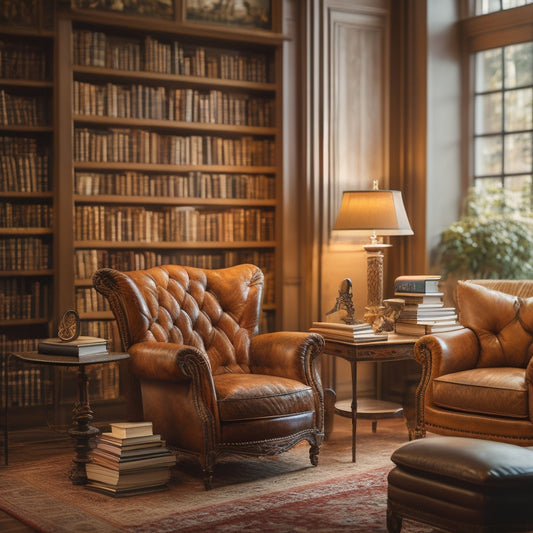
[333,183,413,323]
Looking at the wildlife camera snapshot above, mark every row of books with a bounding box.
[0,237,51,271]
[0,357,120,408]
[0,279,50,320]
[309,321,388,343]
[75,171,275,199]
[0,203,53,228]
[74,129,275,167]
[0,41,49,81]
[73,249,276,305]
[73,248,275,280]
[73,81,275,127]
[0,90,49,127]
[393,275,463,336]
[86,421,176,496]
[73,205,275,243]
[2,367,48,408]
[1,153,50,193]
[73,30,272,83]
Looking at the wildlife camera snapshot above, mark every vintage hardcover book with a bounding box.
[90,451,176,471]
[111,421,153,439]
[37,336,108,356]
[99,432,162,446]
[394,275,441,294]
[395,321,464,336]
[85,463,171,487]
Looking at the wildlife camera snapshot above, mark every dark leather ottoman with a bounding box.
[387,436,533,533]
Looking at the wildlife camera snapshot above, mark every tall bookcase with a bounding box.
[2,1,284,428]
[0,2,58,426]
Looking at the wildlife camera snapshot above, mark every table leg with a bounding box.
[68,365,99,485]
[350,360,358,463]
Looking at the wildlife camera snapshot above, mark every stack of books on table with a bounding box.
[37,336,108,357]
[393,275,463,336]
[86,421,176,497]
[309,321,388,343]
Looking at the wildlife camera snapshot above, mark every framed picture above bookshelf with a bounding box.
[184,0,272,30]
[67,0,174,20]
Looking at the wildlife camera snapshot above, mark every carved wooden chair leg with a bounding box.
[309,444,320,466]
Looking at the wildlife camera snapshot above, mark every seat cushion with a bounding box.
[214,373,315,422]
[432,367,528,418]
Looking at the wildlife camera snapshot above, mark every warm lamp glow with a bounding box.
[333,186,413,324]
[333,190,413,237]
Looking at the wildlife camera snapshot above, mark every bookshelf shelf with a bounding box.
[0,79,53,88]
[0,270,54,277]
[73,116,277,135]
[0,125,53,133]
[74,240,277,249]
[72,65,276,92]
[74,162,276,173]
[0,228,53,236]
[74,195,276,206]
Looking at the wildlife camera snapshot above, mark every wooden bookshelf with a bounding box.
[57,9,283,342]
[2,0,284,426]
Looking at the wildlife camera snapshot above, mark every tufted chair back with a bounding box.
[457,281,533,369]
[95,264,263,376]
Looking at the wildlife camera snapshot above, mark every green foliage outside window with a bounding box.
[439,185,533,279]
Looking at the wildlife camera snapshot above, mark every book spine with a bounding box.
[395,280,440,293]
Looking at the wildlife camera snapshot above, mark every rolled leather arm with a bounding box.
[128,341,219,421]
[129,341,213,385]
[249,331,324,384]
[415,328,480,378]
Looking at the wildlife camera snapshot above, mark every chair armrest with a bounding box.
[249,331,324,384]
[129,340,218,417]
[415,328,480,377]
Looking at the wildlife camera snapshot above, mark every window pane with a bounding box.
[505,88,532,131]
[503,175,532,210]
[476,135,503,175]
[504,175,532,193]
[504,132,532,173]
[476,49,502,92]
[476,93,502,134]
[502,0,529,9]
[505,43,533,88]
[474,177,503,195]
[476,0,502,14]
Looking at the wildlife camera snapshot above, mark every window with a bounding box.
[473,43,533,199]
[462,2,533,207]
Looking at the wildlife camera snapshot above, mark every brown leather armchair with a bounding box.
[93,263,325,488]
[414,279,533,445]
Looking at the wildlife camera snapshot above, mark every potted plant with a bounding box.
[438,185,533,301]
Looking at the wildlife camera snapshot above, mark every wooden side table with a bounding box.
[9,351,129,485]
[323,334,417,462]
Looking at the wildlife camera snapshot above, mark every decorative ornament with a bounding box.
[373,298,405,333]
[57,309,81,341]
[325,278,359,325]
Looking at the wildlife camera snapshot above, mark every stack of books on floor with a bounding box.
[86,421,176,497]
[393,275,463,336]
[310,321,388,343]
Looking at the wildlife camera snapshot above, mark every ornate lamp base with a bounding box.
[363,243,391,324]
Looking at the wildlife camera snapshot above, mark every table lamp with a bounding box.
[333,181,413,323]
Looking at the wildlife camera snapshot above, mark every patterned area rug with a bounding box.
[0,418,431,532]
